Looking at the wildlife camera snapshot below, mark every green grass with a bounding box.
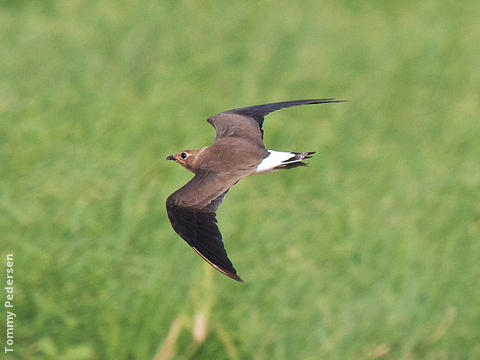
[1,1,480,359]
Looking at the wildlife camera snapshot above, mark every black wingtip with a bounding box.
[192,246,244,283]
[308,98,349,104]
[231,274,244,282]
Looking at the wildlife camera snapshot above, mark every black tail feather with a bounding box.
[276,162,308,170]
[275,151,315,170]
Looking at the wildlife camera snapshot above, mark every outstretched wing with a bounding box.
[207,98,345,143]
[166,170,243,282]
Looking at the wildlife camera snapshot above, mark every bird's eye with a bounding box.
[180,152,188,159]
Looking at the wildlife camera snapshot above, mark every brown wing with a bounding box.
[207,98,345,143]
[166,170,243,282]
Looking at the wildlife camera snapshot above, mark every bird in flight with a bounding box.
[166,99,345,282]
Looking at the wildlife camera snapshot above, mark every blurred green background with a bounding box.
[1,0,479,359]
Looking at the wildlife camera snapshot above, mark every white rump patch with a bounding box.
[255,150,294,174]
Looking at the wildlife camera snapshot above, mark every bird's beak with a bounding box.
[166,155,175,161]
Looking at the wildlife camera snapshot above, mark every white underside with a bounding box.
[254,150,295,174]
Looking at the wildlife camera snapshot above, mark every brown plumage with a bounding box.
[166,99,345,282]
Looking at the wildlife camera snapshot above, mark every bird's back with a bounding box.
[196,140,268,175]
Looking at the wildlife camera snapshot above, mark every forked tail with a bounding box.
[274,151,315,170]
[254,150,315,174]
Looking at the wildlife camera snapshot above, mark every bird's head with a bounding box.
[166,149,200,173]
